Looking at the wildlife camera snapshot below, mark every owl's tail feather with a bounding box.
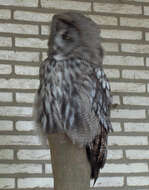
[86,127,108,186]
[91,169,98,186]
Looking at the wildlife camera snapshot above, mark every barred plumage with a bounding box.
[34,11,113,184]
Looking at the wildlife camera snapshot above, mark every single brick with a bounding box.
[94,3,142,15]
[120,17,149,28]
[0,164,42,174]
[18,177,54,188]
[109,136,148,146]
[14,11,53,22]
[0,0,38,7]
[0,9,11,19]
[17,149,50,160]
[102,163,148,173]
[15,65,39,76]
[0,23,38,34]
[113,96,120,105]
[41,0,91,11]
[110,82,145,93]
[15,38,48,49]
[0,120,13,131]
[0,92,13,102]
[104,69,120,78]
[16,92,35,103]
[0,178,15,189]
[16,121,34,131]
[107,150,123,160]
[111,122,122,132]
[0,64,12,74]
[145,32,149,41]
[42,52,48,61]
[102,42,119,52]
[126,150,149,159]
[0,149,14,160]
[146,57,149,67]
[101,29,142,40]
[0,79,39,89]
[0,37,12,47]
[124,122,149,132]
[111,109,145,119]
[45,164,53,174]
[104,55,144,66]
[0,50,39,62]
[41,25,49,35]
[89,15,117,26]
[92,177,124,187]
[0,135,41,145]
[123,96,149,106]
[0,106,32,117]
[123,70,149,80]
[144,6,149,15]
[127,176,149,186]
[121,43,149,54]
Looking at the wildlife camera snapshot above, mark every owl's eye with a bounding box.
[62,33,72,41]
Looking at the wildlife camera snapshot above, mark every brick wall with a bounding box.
[0,0,149,189]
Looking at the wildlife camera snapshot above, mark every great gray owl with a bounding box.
[34,11,113,184]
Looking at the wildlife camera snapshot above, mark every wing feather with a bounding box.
[86,67,112,184]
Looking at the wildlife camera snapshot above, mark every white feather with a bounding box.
[96,69,102,79]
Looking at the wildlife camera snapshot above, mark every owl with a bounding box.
[34,11,113,185]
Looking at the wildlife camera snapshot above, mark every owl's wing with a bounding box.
[34,58,51,133]
[85,68,113,184]
[65,67,112,145]
[92,67,112,133]
[65,66,112,184]
[86,128,108,185]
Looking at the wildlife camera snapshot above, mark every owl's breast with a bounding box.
[42,58,93,102]
[39,57,97,133]
[49,59,80,96]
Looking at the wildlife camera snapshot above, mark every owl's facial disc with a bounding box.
[52,30,66,60]
[52,25,79,61]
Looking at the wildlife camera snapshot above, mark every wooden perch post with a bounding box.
[48,133,90,190]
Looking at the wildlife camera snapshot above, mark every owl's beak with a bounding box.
[52,45,66,61]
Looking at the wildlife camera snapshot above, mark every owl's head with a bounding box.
[48,12,103,64]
